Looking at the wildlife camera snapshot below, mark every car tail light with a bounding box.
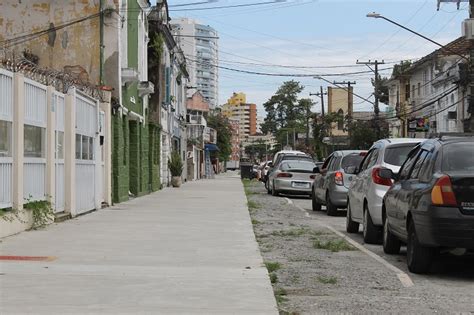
[372,167,392,186]
[334,171,344,186]
[277,172,293,178]
[431,175,457,206]
[310,175,316,179]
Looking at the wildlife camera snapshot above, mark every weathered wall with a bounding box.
[0,0,117,85]
[328,87,352,136]
[187,91,210,113]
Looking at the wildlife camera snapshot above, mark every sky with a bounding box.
[165,0,470,117]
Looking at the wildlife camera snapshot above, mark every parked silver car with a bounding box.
[268,160,317,197]
[346,138,424,244]
[312,150,367,215]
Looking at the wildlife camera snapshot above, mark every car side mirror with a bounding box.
[313,167,320,174]
[379,168,395,180]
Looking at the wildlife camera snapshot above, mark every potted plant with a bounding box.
[168,150,183,187]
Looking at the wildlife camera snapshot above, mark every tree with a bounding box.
[261,80,306,135]
[244,140,267,162]
[372,74,389,105]
[312,112,344,160]
[347,119,389,150]
[207,113,232,162]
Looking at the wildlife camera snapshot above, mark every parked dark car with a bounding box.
[380,136,474,274]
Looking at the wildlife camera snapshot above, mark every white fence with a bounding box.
[23,78,47,201]
[0,69,13,208]
[0,69,109,220]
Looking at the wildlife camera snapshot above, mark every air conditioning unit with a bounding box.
[462,19,474,40]
[138,81,155,97]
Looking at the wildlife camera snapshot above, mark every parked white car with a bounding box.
[346,138,424,244]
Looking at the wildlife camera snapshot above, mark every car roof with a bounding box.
[374,138,424,147]
[332,150,366,156]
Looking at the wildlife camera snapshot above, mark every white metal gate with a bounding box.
[75,92,98,214]
[99,110,105,204]
[23,78,47,202]
[54,92,65,213]
[0,69,13,208]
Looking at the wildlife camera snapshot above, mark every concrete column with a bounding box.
[12,73,24,211]
[64,88,76,216]
[45,87,56,207]
[100,92,112,206]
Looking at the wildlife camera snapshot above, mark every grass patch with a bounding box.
[313,238,356,252]
[271,227,309,237]
[317,276,337,284]
[251,219,261,225]
[247,200,260,210]
[269,272,278,284]
[265,261,282,273]
[274,287,288,304]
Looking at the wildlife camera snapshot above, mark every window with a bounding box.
[398,146,421,180]
[384,143,419,166]
[360,150,374,171]
[56,131,64,159]
[441,143,474,172]
[341,154,365,170]
[75,134,94,161]
[24,124,45,158]
[410,150,429,179]
[337,109,344,130]
[367,149,379,168]
[0,120,12,157]
[321,155,333,170]
[405,84,410,100]
[412,85,415,99]
[417,83,421,96]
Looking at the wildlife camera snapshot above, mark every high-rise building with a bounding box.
[171,18,219,109]
[221,92,257,140]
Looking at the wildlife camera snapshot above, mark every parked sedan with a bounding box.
[268,160,317,197]
[381,136,474,273]
[346,138,424,244]
[312,150,366,215]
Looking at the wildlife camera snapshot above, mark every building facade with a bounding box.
[327,87,353,137]
[221,92,257,140]
[386,37,469,137]
[171,18,219,109]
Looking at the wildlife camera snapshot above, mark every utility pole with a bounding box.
[357,60,385,137]
[470,0,474,132]
[310,86,327,117]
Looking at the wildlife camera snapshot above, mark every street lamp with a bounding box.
[366,12,469,62]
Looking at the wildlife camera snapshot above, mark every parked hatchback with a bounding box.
[268,160,317,197]
[381,136,474,273]
[346,138,424,243]
[312,150,366,215]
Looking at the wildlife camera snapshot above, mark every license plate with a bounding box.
[292,182,310,188]
[461,202,474,211]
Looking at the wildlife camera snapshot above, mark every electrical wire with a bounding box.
[169,0,287,11]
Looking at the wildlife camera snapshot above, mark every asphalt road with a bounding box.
[289,195,474,298]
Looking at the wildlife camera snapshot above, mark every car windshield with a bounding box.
[281,161,315,172]
[384,143,418,166]
[341,154,365,169]
[442,142,474,172]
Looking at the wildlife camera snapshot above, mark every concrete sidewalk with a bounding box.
[0,174,278,314]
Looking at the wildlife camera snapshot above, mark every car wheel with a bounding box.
[382,212,401,254]
[346,200,359,233]
[266,180,271,194]
[363,205,381,244]
[326,192,338,216]
[312,194,322,211]
[271,181,279,197]
[407,220,434,274]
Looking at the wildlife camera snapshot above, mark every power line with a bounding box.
[169,0,286,11]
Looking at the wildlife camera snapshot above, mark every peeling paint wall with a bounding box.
[0,0,117,85]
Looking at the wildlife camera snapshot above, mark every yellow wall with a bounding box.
[227,92,246,105]
[328,87,352,136]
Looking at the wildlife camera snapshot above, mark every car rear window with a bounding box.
[341,154,365,169]
[384,143,419,166]
[281,161,315,172]
[442,143,474,172]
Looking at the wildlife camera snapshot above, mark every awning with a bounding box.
[205,144,219,151]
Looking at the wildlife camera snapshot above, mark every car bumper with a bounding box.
[413,206,474,249]
[328,185,348,207]
[274,179,312,195]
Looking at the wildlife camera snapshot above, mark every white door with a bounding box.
[74,92,98,214]
[0,69,13,209]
